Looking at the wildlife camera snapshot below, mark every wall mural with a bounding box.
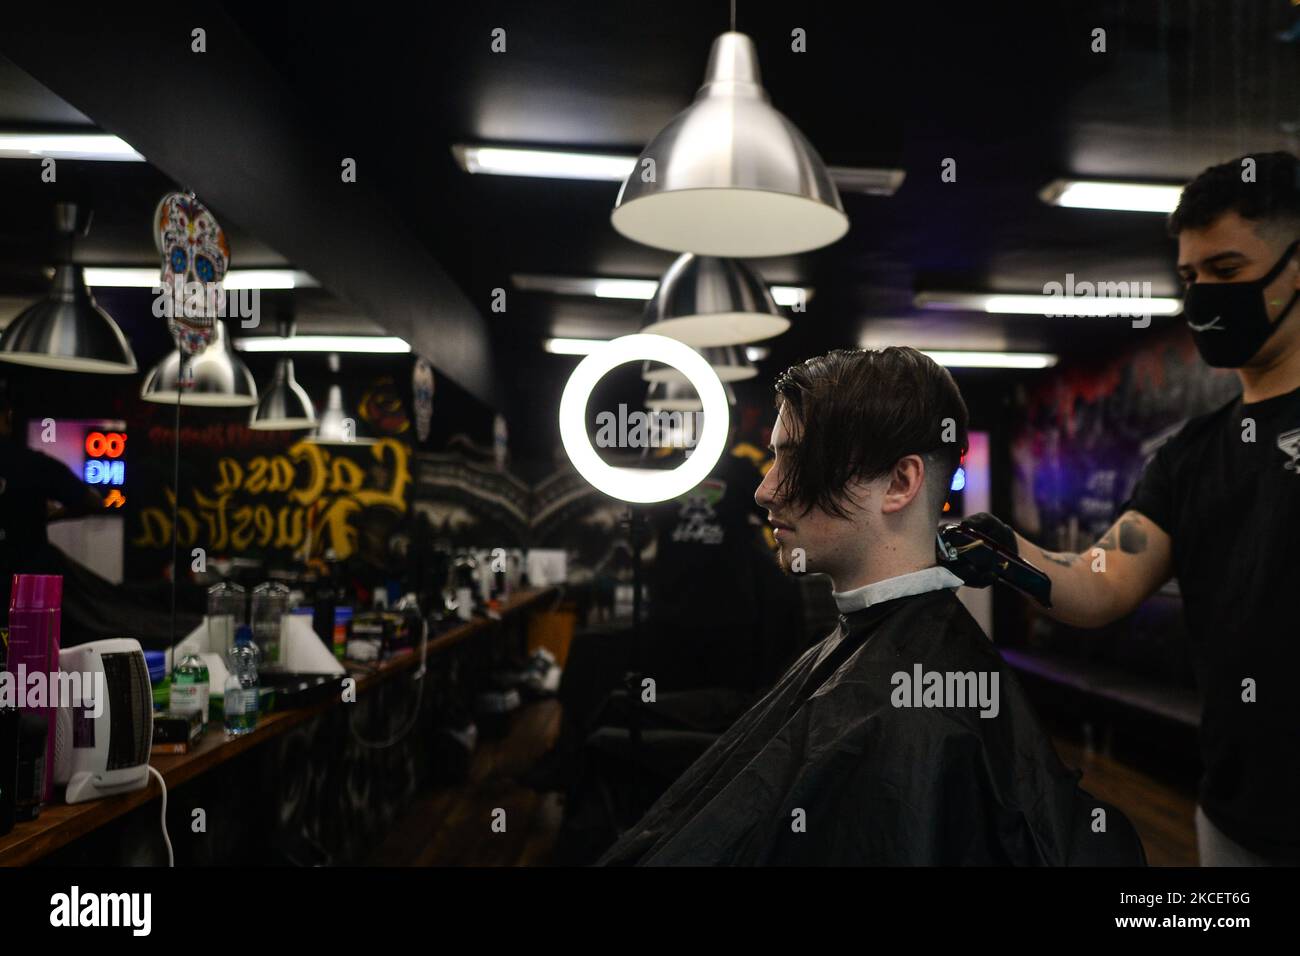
[1010,328,1239,552]
[123,365,430,583]
[130,437,410,563]
[1007,326,1239,686]
[407,388,781,585]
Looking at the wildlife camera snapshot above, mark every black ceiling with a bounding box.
[1,1,1298,432]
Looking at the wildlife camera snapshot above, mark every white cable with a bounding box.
[146,765,174,867]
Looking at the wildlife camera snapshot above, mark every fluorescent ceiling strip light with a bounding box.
[592,278,658,299]
[236,335,410,353]
[0,132,145,162]
[223,270,314,290]
[1039,178,1183,214]
[515,274,812,307]
[455,145,905,195]
[915,291,1182,317]
[453,144,634,181]
[921,350,1058,369]
[82,268,318,290]
[544,338,608,355]
[548,338,775,361]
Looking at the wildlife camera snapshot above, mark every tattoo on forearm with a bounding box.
[1117,519,1148,554]
[1039,551,1078,567]
[1095,516,1148,555]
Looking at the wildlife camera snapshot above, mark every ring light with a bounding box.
[559,334,729,503]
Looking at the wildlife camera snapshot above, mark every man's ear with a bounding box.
[880,454,926,515]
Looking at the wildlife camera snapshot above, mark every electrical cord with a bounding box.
[146,765,174,867]
[347,615,429,749]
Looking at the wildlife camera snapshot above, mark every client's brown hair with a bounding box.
[772,347,969,519]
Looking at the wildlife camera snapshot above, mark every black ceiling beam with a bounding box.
[0,8,499,408]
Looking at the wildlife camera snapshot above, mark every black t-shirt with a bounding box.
[0,440,89,567]
[643,452,776,689]
[647,452,767,622]
[1125,385,1300,857]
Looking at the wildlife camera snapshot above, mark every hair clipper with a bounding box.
[938,521,1053,608]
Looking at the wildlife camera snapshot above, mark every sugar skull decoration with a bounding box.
[412,358,434,442]
[154,192,230,356]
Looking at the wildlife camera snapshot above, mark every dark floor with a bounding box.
[1054,736,1198,866]
[369,698,1198,866]
[367,699,565,866]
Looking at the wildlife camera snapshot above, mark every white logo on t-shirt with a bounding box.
[1277,428,1300,474]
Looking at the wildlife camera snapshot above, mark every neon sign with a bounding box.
[85,432,127,458]
[85,459,126,486]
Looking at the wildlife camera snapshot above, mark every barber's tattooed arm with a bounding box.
[1094,515,1149,554]
[1010,510,1172,630]
[1037,550,1079,567]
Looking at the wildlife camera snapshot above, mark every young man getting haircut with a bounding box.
[599,347,1143,866]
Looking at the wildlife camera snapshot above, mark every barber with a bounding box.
[957,151,1300,866]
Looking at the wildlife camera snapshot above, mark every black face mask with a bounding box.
[1183,240,1300,368]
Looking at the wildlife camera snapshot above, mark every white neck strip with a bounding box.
[832,565,963,614]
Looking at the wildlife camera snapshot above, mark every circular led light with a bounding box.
[559,334,729,503]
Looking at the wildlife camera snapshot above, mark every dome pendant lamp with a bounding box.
[0,204,137,373]
[643,344,756,384]
[249,317,315,430]
[639,253,786,346]
[141,319,257,407]
[611,30,847,258]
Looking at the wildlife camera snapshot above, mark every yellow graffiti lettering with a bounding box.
[329,456,365,494]
[316,497,361,560]
[267,457,295,494]
[274,507,306,549]
[214,458,243,495]
[230,506,255,552]
[139,439,411,559]
[245,457,270,495]
[288,440,327,506]
[191,489,232,551]
[132,508,171,548]
[351,439,411,510]
[253,505,275,546]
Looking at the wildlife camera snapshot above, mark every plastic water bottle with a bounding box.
[224,625,260,736]
[169,653,210,732]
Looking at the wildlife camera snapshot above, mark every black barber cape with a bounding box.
[599,588,1142,866]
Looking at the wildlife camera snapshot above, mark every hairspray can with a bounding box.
[7,575,62,804]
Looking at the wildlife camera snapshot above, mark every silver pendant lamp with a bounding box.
[141,319,258,407]
[643,344,756,384]
[249,317,315,430]
[0,204,137,374]
[639,253,786,346]
[645,379,737,413]
[611,31,847,257]
[308,352,375,445]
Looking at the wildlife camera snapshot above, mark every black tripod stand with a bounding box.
[622,505,652,753]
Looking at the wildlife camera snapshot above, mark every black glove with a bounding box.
[937,512,1018,589]
[936,513,1052,607]
[963,512,1018,555]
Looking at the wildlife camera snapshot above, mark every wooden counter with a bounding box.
[0,587,557,866]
